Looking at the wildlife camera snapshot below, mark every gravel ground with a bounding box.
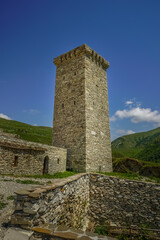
[0,175,58,240]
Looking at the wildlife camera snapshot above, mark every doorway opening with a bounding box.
[43,156,49,174]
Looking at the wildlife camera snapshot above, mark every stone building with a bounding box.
[53,44,112,172]
[0,131,66,175]
[0,44,112,175]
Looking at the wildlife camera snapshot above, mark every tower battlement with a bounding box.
[53,44,112,172]
[53,44,109,69]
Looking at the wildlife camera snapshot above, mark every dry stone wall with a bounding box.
[89,174,160,229]
[11,174,89,230]
[11,173,160,232]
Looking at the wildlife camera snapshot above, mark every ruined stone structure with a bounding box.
[53,44,112,172]
[0,132,67,175]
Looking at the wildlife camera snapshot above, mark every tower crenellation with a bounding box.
[53,44,109,69]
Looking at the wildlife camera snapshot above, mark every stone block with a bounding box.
[4,228,33,240]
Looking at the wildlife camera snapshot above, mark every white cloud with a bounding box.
[114,107,160,126]
[33,123,38,126]
[110,115,117,122]
[125,101,133,105]
[116,129,135,135]
[23,109,40,114]
[0,113,12,120]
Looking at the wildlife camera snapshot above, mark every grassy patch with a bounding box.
[100,172,160,183]
[0,202,8,210]
[0,118,52,145]
[15,179,43,185]
[111,127,160,164]
[20,171,78,179]
[7,195,14,200]
[102,172,143,181]
[2,179,13,182]
[94,225,108,236]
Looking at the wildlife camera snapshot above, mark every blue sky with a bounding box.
[0,0,160,140]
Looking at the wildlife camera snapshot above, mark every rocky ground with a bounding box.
[0,175,56,240]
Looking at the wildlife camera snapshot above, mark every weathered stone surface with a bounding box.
[4,228,33,240]
[11,174,90,230]
[0,133,67,175]
[53,231,78,239]
[11,173,160,232]
[89,174,160,229]
[32,224,113,239]
[52,44,112,173]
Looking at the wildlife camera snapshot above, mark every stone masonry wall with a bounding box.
[46,146,66,174]
[53,44,112,172]
[89,174,160,229]
[53,51,86,172]
[11,174,89,230]
[0,135,67,175]
[0,145,45,175]
[11,173,160,232]
[85,54,112,172]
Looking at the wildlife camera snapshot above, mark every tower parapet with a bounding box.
[53,44,109,69]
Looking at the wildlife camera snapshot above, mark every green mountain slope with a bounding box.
[112,127,160,163]
[0,118,52,145]
[1,118,160,164]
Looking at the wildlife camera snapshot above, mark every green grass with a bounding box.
[20,171,78,179]
[0,202,8,210]
[7,195,14,200]
[112,127,160,163]
[100,172,160,183]
[2,179,13,182]
[15,179,43,185]
[0,118,52,145]
[113,157,160,168]
[94,225,108,236]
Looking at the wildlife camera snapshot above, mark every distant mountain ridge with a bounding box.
[112,127,160,163]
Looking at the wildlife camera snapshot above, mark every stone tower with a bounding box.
[53,44,112,172]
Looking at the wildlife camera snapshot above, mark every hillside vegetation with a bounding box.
[0,118,52,145]
[1,118,160,178]
[112,127,160,163]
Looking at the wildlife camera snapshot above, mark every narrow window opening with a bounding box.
[43,156,49,174]
[74,101,76,105]
[63,76,65,80]
[62,103,64,108]
[57,158,60,164]
[93,101,94,105]
[74,72,77,75]
[14,156,18,167]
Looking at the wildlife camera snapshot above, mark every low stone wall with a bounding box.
[11,174,89,230]
[11,173,160,232]
[89,174,160,229]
